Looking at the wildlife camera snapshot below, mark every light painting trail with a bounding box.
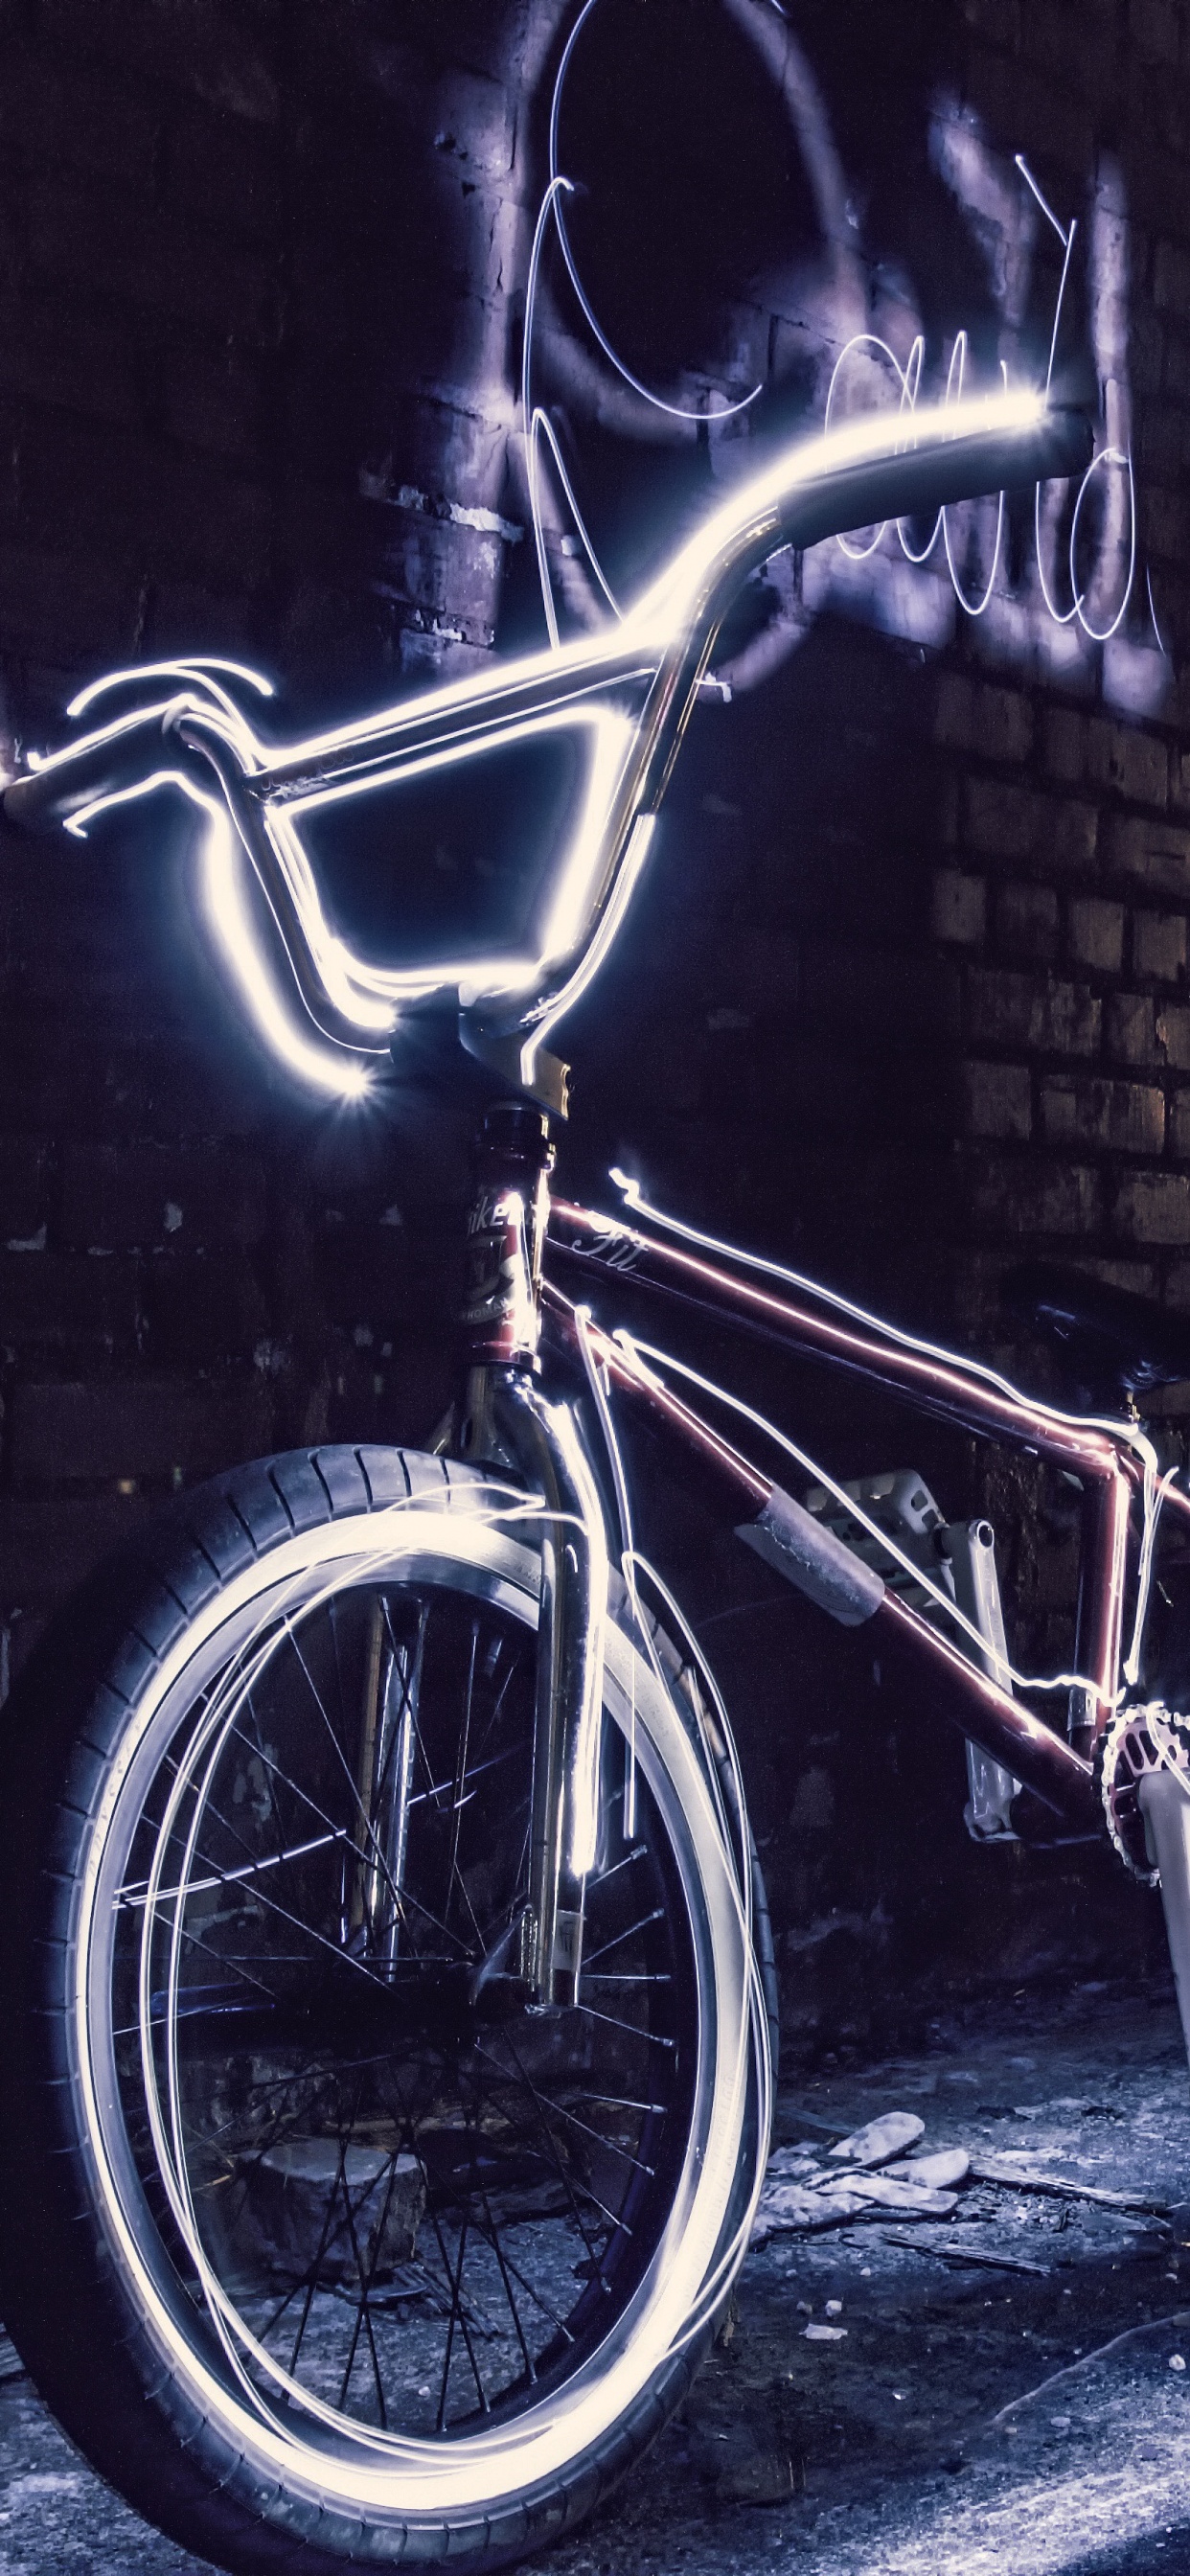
[10,386,1070,1107]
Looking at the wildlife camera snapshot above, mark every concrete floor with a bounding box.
[3,1975,1190,2574]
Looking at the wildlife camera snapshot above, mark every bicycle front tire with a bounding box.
[0,1443,766,2574]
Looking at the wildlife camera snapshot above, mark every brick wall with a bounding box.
[3,0,1190,2040]
[0,0,541,1660]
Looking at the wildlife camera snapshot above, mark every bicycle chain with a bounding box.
[1095,1701,1190,1885]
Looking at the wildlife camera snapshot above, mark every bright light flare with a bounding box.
[19,384,1062,1098]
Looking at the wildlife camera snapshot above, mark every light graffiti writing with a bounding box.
[530,0,1162,712]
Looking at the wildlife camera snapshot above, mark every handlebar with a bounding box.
[3,391,1093,1101]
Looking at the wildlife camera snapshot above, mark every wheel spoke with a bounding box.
[105,1564,699,2454]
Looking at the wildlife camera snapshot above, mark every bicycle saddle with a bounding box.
[1002,1259,1190,1403]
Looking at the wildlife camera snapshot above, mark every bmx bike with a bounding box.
[6,385,1171,2576]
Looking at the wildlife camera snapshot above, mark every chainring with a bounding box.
[1096,1701,1190,1884]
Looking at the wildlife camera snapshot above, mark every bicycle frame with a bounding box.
[5,385,1106,2008]
[448,1092,1182,2003]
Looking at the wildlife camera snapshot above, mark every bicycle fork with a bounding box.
[455,1099,608,2007]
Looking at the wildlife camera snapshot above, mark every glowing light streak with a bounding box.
[940,339,1006,616]
[77,1490,761,2496]
[628,381,1045,642]
[570,1301,770,2320]
[531,813,656,1072]
[824,334,909,563]
[614,1322,1132,1706]
[68,658,275,720]
[1071,443,1137,644]
[575,1303,641,1834]
[608,1171,1178,1693]
[21,387,1057,1092]
[66,768,372,1099]
[547,0,764,426]
[822,155,1154,661]
[521,174,623,647]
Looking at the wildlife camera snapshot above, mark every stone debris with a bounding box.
[751,2122,968,2245]
[841,2173,959,2218]
[752,2096,1170,2254]
[751,2183,871,2242]
[829,2112,926,2167]
[884,2148,971,2190]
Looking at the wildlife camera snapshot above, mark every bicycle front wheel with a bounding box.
[0,1444,764,2574]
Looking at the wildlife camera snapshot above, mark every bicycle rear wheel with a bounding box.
[0,1445,766,2574]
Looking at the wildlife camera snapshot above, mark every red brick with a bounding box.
[1133,910,1188,980]
[0,538,135,660]
[1146,486,1190,556]
[1113,1170,1190,1244]
[1107,814,1190,895]
[931,869,986,945]
[964,777,1046,862]
[1050,803,1100,872]
[961,1062,1032,1140]
[995,882,1059,959]
[970,1155,1102,1237]
[1042,707,1085,785]
[0,286,143,431]
[1086,719,1169,808]
[967,971,1100,1055]
[1108,992,1163,1065]
[1170,1092,1190,1158]
[1159,1003,1190,1070]
[1068,897,1125,972]
[141,1255,268,1368]
[938,677,1033,763]
[1041,1078,1165,1154]
[934,671,973,749]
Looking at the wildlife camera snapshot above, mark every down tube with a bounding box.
[547,1298,1101,1836]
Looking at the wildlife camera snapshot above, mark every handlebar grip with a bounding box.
[3,766,84,832]
[778,404,1094,555]
[3,709,174,833]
